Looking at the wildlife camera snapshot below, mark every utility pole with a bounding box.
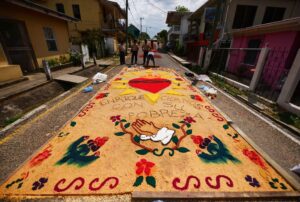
[140,17,144,37]
[146,26,151,35]
[125,0,128,54]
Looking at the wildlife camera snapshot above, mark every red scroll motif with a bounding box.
[172,175,201,191]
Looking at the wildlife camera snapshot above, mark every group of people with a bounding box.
[118,39,155,67]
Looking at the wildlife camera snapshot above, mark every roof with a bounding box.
[166,11,192,25]
[5,0,79,22]
[102,0,126,18]
[231,17,300,37]
[189,0,214,20]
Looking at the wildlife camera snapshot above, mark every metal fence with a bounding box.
[254,49,290,101]
[208,48,261,86]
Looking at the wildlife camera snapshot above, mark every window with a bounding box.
[244,39,261,65]
[43,27,57,51]
[72,4,81,20]
[262,7,285,24]
[232,5,257,29]
[56,3,65,13]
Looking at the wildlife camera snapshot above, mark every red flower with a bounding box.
[95,93,108,100]
[191,135,203,145]
[110,115,121,122]
[194,95,203,102]
[184,117,196,124]
[94,137,109,147]
[243,149,266,169]
[136,159,155,176]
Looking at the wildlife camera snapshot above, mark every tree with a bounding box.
[81,29,105,58]
[139,32,150,40]
[175,5,190,12]
[157,30,168,44]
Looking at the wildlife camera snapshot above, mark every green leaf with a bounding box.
[133,135,140,143]
[114,132,125,136]
[121,119,127,122]
[172,136,179,144]
[136,149,149,155]
[223,124,229,130]
[133,176,143,187]
[172,123,180,129]
[124,123,130,128]
[177,147,190,153]
[179,121,185,123]
[146,176,156,188]
[186,129,192,135]
[70,121,76,127]
[186,123,191,128]
[115,121,119,126]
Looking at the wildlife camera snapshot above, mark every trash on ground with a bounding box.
[199,85,217,99]
[184,72,194,78]
[290,164,300,175]
[92,72,107,84]
[197,74,212,83]
[83,86,93,93]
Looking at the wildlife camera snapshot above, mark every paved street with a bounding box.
[0,52,299,201]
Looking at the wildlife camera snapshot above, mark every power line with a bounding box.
[145,0,167,14]
[128,5,139,27]
[131,0,138,15]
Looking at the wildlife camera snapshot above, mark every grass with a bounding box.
[210,75,246,97]
[271,108,300,130]
[3,114,23,127]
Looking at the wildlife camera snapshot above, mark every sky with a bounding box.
[110,0,208,38]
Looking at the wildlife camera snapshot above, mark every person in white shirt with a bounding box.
[146,49,155,67]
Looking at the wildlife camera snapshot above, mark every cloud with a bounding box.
[110,0,208,37]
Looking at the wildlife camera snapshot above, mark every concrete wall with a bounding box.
[225,0,300,33]
[0,2,71,68]
[179,15,190,46]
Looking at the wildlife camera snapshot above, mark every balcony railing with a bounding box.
[103,20,125,32]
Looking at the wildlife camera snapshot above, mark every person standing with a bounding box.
[119,41,125,65]
[131,40,139,65]
[142,39,150,65]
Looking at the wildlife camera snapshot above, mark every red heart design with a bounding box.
[128,77,171,93]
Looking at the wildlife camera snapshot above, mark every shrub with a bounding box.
[69,52,81,66]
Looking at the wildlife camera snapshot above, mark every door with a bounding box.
[0,19,38,74]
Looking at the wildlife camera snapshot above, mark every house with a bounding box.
[228,17,300,110]
[0,0,78,83]
[186,0,300,63]
[128,24,140,40]
[166,11,192,49]
[33,0,126,56]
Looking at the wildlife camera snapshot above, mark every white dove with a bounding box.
[140,127,175,145]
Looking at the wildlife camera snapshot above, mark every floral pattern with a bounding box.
[184,117,196,124]
[243,149,266,169]
[32,177,48,190]
[133,159,156,188]
[110,115,121,123]
[135,159,155,176]
[245,175,260,187]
